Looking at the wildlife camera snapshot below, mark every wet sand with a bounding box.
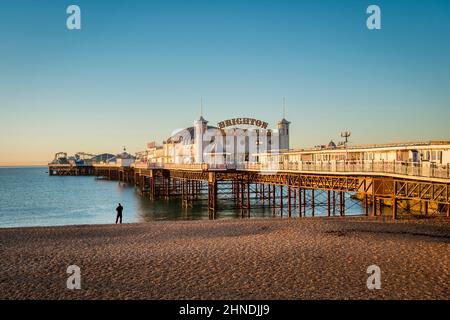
[0,217,449,300]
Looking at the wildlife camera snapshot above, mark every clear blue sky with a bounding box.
[0,0,449,164]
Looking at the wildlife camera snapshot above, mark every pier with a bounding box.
[47,116,450,220]
[49,160,450,219]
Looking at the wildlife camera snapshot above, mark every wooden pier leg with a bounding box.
[280,185,284,217]
[185,179,188,207]
[311,189,315,217]
[261,184,265,207]
[272,184,276,217]
[293,186,297,212]
[333,190,336,216]
[186,179,192,208]
[246,181,251,217]
[298,187,302,217]
[342,192,345,216]
[365,194,369,216]
[392,197,398,220]
[208,173,217,219]
[192,180,195,202]
[372,196,377,217]
[181,179,185,207]
[186,179,190,206]
[303,188,307,217]
[378,198,383,216]
[236,181,240,207]
[288,185,292,218]
[447,203,450,218]
[327,190,331,217]
[241,181,245,217]
[424,201,428,216]
[187,179,190,206]
[167,177,171,200]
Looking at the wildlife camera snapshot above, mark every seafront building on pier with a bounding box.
[145,115,290,167]
[139,116,450,173]
[49,115,450,180]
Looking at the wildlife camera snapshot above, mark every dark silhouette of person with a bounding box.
[116,203,123,224]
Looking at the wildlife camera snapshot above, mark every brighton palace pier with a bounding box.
[49,115,450,219]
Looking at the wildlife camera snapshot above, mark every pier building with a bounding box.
[154,115,290,168]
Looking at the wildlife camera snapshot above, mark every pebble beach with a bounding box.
[0,217,449,300]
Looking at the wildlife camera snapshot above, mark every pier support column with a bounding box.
[298,187,302,218]
[303,188,307,217]
[261,184,265,207]
[287,185,292,218]
[327,190,331,217]
[272,184,276,217]
[342,192,345,216]
[139,175,144,195]
[166,176,171,200]
[311,189,315,217]
[246,181,251,217]
[239,181,244,217]
[234,181,239,208]
[181,179,186,208]
[208,173,217,219]
[364,194,369,216]
[149,177,155,200]
[278,185,283,217]
[332,191,336,216]
[392,183,398,220]
[392,198,398,219]
[372,196,377,217]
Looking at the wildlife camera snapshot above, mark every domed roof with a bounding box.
[278,118,290,125]
[116,152,135,159]
[197,116,208,123]
[166,127,195,144]
[165,125,217,144]
[328,140,337,149]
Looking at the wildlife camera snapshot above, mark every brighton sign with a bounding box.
[218,118,269,129]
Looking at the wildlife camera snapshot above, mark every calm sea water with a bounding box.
[0,167,364,228]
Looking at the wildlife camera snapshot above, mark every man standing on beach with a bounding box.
[115,203,123,224]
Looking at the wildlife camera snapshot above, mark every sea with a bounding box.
[0,166,365,228]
